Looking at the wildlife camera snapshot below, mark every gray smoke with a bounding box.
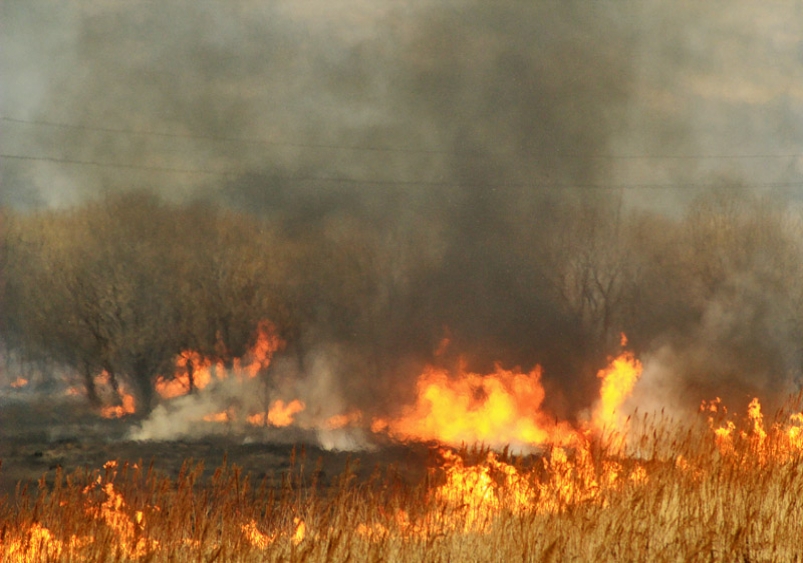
[2,0,802,425]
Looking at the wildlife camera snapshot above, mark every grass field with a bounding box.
[2,398,802,562]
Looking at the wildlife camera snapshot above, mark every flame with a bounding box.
[155,320,284,400]
[325,410,362,430]
[427,442,650,533]
[244,320,284,378]
[745,397,767,441]
[703,397,803,462]
[10,376,29,388]
[5,523,65,561]
[203,410,231,423]
[248,399,306,427]
[242,520,274,549]
[99,382,136,419]
[155,350,215,399]
[73,461,160,559]
[292,518,306,545]
[7,392,803,561]
[434,449,535,531]
[373,363,577,450]
[788,413,803,448]
[590,349,643,437]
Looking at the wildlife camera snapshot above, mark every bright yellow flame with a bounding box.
[242,520,273,549]
[590,350,643,435]
[746,397,767,441]
[292,518,306,545]
[373,364,577,449]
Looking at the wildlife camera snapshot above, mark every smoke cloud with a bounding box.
[2,0,802,439]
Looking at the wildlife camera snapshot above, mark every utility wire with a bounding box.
[2,153,802,191]
[0,116,450,155]
[3,116,802,160]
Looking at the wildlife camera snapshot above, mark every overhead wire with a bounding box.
[3,115,802,160]
[1,153,801,191]
[2,115,801,191]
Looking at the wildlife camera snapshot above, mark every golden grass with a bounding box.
[2,409,802,562]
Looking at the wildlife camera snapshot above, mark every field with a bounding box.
[2,395,802,562]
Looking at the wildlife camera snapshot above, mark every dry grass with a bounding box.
[2,409,802,563]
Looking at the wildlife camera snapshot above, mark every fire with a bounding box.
[325,410,362,430]
[98,379,137,419]
[702,396,803,462]
[373,363,577,450]
[5,461,158,560]
[99,393,136,419]
[82,461,160,558]
[292,518,306,545]
[745,396,767,441]
[242,520,273,549]
[155,350,215,399]
[203,410,232,423]
[10,376,29,388]
[244,319,283,377]
[5,523,65,561]
[789,413,803,448]
[91,370,138,418]
[590,348,643,436]
[248,399,306,427]
[371,337,648,452]
[425,442,652,534]
[156,320,284,401]
[434,449,535,531]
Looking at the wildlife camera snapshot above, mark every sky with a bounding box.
[1,0,801,210]
[1,0,802,429]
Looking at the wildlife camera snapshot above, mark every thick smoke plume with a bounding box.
[1,1,802,443]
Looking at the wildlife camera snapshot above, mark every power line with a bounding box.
[1,153,241,177]
[2,152,802,191]
[0,116,449,155]
[3,116,802,161]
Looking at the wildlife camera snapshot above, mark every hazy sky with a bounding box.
[2,1,802,422]
[1,0,801,210]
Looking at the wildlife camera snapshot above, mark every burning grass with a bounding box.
[2,397,802,562]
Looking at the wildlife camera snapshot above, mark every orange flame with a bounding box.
[98,376,137,419]
[155,320,284,401]
[10,376,29,388]
[79,462,159,558]
[372,363,577,450]
[242,520,274,548]
[703,397,803,462]
[292,518,306,545]
[203,410,232,423]
[590,349,643,436]
[248,399,306,427]
[325,410,363,430]
[155,350,215,399]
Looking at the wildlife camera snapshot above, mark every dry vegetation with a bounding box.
[2,189,802,417]
[1,190,802,561]
[2,401,802,563]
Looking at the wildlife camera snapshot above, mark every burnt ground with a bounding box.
[0,396,433,501]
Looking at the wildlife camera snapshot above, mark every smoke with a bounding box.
[2,0,802,438]
[129,346,372,450]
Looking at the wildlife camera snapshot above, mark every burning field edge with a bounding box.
[2,390,803,562]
